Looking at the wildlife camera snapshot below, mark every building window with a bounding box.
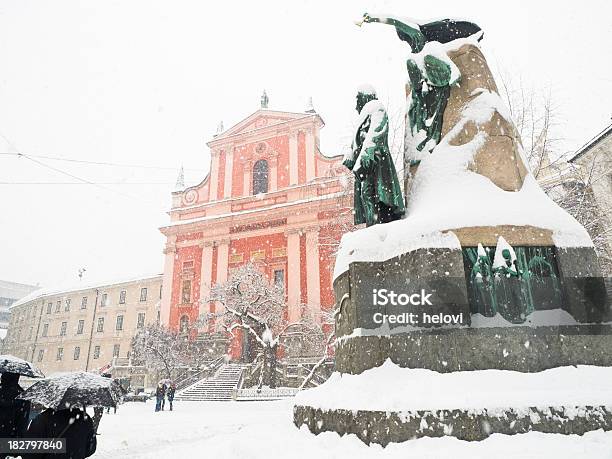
[156,310,160,325]
[274,269,285,289]
[100,293,108,307]
[116,315,124,331]
[60,322,67,336]
[46,303,52,314]
[252,159,269,194]
[42,323,49,337]
[77,320,85,335]
[140,287,148,302]
[137,312,145,329]
[37,349,44,362]
[113,344,120,358]
[81,297,87,309]
[55,301,61,313]
[93,346,100,359]
[73,346,80,360]
[97,317,104,333]
[159,285,163,299]
[56,347,64,361]
[65,299,71,312]
[179,315,189,333]
[119,290,126,304]
[181,280,192,304]
[28,327,33,340]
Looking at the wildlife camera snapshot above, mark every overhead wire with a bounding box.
[0,132,169,209]
[0,151,202,172]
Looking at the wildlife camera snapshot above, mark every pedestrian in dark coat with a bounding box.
[24,407,96,459]
[154,383,165,412]
[166,385,175,411]
[0,372,31,439]
[91,406,104,433]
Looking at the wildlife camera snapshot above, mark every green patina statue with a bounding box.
[342,86,405,227]
[358,13,482,157]
[466,243,562,324]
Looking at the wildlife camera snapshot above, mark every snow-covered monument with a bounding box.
[294,14,612,444]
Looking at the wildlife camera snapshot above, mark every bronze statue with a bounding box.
[342,86,405,227]
[358,14,482,157]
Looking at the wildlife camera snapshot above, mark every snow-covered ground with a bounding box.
[95,400,612,458]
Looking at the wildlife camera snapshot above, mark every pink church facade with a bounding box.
[159,104,351,358]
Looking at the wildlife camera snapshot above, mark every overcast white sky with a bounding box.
[1,0,611,288]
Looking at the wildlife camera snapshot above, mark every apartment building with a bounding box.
[3,274,162,375]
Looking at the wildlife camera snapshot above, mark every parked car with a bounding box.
[123,389,151,402]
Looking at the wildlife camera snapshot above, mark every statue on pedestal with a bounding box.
[342,85,405,227]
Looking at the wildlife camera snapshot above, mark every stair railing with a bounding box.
[175,356,225,392]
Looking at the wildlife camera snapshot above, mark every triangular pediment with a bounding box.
[209,109,312,144]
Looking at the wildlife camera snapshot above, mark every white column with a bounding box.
[286,230,301,323]
[289,131,298,185]
[305,227,321,316]
[243,159,252,197]
[198,242,214,318]
[216,240,229,283]
[224,147,233,199]
[270,153,278,192]
[160,237,176,327]
[209,151,220,201]
[305,128,316,182]
[215,239,230,317]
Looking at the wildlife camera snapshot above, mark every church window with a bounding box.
[252,159,269,195]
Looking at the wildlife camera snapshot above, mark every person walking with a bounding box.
[0,371,31,439]
[91,406,104,434]
[154,383,165,412]
[166,384,175,411]
[24,406,96,459]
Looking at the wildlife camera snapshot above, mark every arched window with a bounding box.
[179,315,189,333]
[252,159,269,195]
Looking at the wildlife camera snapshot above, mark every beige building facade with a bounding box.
[3,275,162,376]
[569,124,612,275]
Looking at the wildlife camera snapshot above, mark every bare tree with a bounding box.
[206,263,326,388]
[548,162,612,274]
[497,72,565,179]
[131,324,198,380]
[497,71,612,273]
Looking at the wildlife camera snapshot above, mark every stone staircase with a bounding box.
[174,363,245,401]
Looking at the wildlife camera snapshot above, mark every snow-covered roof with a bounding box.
[0,280,38,299]
[10,272,163,310]
[569,122,612,163]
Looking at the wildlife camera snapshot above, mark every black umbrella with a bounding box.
[0,354,45,378]
[18,371,122,409]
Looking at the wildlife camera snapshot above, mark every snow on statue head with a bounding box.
[355,84,377,114]
[356,83,376,96]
